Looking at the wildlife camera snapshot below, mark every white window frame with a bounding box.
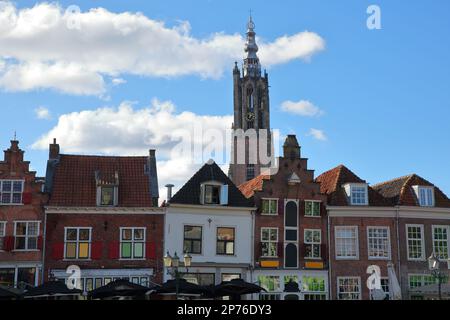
[408,274,436,289]
[0,221,6,251]
[119,227,146,260]
[337,277,361,300]
[96,185,118,207]
[0,179,24,206]
[304,229,322,260]
[13,221,40,251]
[413,186,435,207]
[335,226,359,260]
[261,227,278,258]
[367,226,391,260]
[406,224,425,261]
[200,181,225,205]
[261,198,278,215]
[350,184,368,206]
[216,226,236,256]
[304,200,321,217]
[284,200,299,269]
[432,225,450,260]
[64,227,92,260]
[183,224,203,255]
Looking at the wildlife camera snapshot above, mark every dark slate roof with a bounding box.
[48,154,156,207]
[373,174,450,208]
[170,161,254,207]
[315,164,390,206]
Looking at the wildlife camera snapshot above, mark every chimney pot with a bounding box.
[165,184,175,202]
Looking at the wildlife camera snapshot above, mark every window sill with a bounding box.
[407,258,426,262]
[260,256,279,259]
[11,249,40,252]
[304,257,323,261]
[119,258,146,261]
[304,215,321,218]
[261,213,278,216]
[0,203,24,206]
[63,259,92,261]
[368,257,391,261]
[335,257,359,261]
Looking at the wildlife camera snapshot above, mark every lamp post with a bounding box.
[164,251,192,300]
[428,253,445,300]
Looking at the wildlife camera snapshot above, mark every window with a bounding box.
[0,268,15,287]
[0,222,5,251]
[380,278,390,300]
[183,226,202,254]
[305,201,320,217]
[302,276,326,293]
[14,221,39,250]
[183,273,215,286]
[432,226,449,260]
[217,227,235,255]
[417,186,434,207]
[246,164,255,181]
[120,228,145,259]
[204,185,220,204]
[367,227,391,259]
[65,228,91,260]
[304,229,321,259]
[261,228,278,257]
[261,199,278,215]
[408,274,435,289]
[258,275,280,292]
[100,186,115,206]
[335,226,358,259]
[407,225,425,260]
[337,277,361,300]
[350,185,368,205]
[0,180,24,205]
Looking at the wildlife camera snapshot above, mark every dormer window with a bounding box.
[95,170,119,207]
[343,183,368,206]
[413,186,434,207]
[205,185,220,204]
[200,182,228,205]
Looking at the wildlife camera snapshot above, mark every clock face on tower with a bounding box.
[246,112,255,121]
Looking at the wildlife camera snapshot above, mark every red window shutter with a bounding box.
[278,199,284,215]
[52,243,64,260]
[320,244,327,260]
[278,242,284,258]
[108,242,120,259]
[146,242,156,259]
[91,242,103,260]
[22,192,32,204]
[37,236,43,250]
[4,236,14,251]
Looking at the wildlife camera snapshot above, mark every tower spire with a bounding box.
[243,14,261,77]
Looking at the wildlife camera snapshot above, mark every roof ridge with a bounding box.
[372,174,414,188]
[60,154,148,158]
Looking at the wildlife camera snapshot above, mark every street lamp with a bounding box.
[428,253,445,300]
[164,251,192,299]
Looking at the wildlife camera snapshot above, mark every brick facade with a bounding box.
[0,140,47,288]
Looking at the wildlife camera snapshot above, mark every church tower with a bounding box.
[229,16,272,187]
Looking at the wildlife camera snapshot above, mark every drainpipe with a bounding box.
[327,213,332,300]
[41,209,47,284]
[395,206,402,296]
[250,209,255,299]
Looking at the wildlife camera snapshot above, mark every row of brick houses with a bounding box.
[0,137,449,300]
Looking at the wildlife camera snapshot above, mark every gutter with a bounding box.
[327,213,333,300]
[395,205,402,296]
[41,209,47,284]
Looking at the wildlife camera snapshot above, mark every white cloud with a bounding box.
[35,106,51,119]
[112,78,126,86]
[281,100,324,117]
[32,99,234,202]
[0,2,325,95]
[307,128,327,141]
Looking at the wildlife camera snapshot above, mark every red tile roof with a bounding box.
[315,165,389,206]
[238,174,271,199]
[373,174,450,208]
[49,155,154,207]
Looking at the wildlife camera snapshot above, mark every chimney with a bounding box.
[49,138,60,160]
[165,184,175,202]
[148,149,159,206]
[283,135,300,159]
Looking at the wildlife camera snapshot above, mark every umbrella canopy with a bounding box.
[387,262,402,300]
[23,281,82,298]
[0,285,20,300]
[89,279,157,300]
[212,279,266,297]
[155,279,209,296]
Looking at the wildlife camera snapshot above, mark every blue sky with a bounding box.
[1,0,449,196]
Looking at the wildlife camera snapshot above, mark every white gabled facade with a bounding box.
[164,204,254,284]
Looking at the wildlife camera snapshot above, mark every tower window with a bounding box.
[246,164,255,181]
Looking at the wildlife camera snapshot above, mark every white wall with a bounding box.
[164,205,253,266]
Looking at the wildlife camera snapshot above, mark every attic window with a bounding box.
[100,186,115,206]
[413,186,434,207]
[344,183,368,206]
[200,182,228,206]
[95,171,119,207]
